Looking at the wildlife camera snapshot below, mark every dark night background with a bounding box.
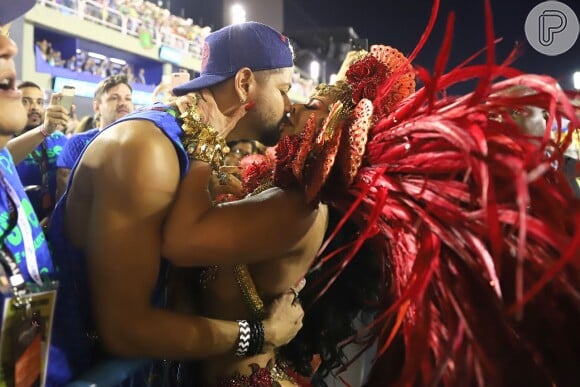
[173,0,578,90]
[284,0,579,90]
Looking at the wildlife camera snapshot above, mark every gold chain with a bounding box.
[180,105,230,171]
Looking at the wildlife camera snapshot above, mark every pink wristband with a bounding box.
[39,126,50,138]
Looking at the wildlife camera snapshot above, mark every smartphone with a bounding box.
[350,38,369,51]
[59,85,75,114]
[171,72,190,89]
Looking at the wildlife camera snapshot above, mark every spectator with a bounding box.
[72,114,99,135]
[135,67,146,84]
[51,50,66,67]
[39,0,211,56]
[0,12,56,386]
[36,39,52,60]
[56,74,134,200]
[82,57,98,74]
[497,85,580,197]
[66,54,77,71]
[7,82,69,223]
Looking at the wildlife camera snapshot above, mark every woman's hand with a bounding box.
[210,167,244,198]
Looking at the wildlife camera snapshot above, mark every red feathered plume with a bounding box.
[229,1,579,384]
[279,0,580,385]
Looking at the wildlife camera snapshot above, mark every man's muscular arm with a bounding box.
[86,121,302,358]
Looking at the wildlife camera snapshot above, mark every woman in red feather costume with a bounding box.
[164,0,580,385]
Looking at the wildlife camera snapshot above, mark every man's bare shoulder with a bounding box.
[99,119,171,148]
[88,119,182,200]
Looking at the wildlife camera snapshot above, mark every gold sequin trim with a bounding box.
[181,105,230,171]
[233,264,266,320]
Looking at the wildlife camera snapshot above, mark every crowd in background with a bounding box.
[39,0,211,54]
[35,0,319,99]
[36,39,148,84]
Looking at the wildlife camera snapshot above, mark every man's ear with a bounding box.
[93,100,100,115]
[234,67,253,103]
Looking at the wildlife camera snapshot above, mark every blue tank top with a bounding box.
[46,105,189,385]
[0,148,53,319]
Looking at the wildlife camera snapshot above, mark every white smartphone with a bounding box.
[59,85,75,114]
[171,72,190,89]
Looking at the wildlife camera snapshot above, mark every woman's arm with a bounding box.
[162,161,318,267]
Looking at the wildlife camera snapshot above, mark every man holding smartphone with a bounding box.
[7,81,69,223]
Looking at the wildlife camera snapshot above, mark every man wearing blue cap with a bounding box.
[0,1,56,386]
[173,22,295,146]
[47,21,311,384]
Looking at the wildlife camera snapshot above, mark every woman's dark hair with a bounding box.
[73,115,97,134]
[279,207,390,385]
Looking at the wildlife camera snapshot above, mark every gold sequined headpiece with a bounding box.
[313,81,354,113]
[311,46,416,120]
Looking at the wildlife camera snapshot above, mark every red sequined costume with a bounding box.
[215,359,301,387]
[229,0,580,385]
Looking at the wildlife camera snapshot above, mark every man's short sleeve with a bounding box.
[56,130,96,169]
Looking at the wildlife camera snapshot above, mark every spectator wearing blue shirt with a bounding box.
[56,74,134,200]
[7,81,69,223]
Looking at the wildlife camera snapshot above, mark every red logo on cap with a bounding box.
[280,33,287,43]
[201,41,210,72]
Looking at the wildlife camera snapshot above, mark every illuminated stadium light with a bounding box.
[87,51,107,60]
[231,4,246,24]
[310,60,320,82]
[573,71,580,90]
[109,57,127,65]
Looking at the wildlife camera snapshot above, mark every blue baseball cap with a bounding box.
[0,0,35,25]
[173,22,294,96]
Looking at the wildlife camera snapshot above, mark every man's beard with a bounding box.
[259,128,281,147]
[26,112,43,132]
[258,120,285,146]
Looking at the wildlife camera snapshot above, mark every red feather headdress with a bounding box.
[267,0,580,385]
